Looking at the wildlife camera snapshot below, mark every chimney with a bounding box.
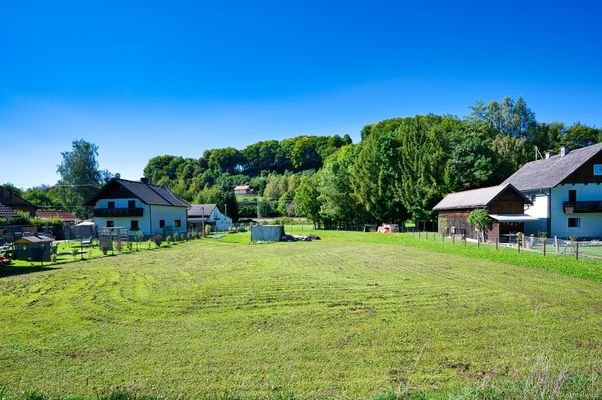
[560,146,568,157]
[544,151,551,159]
[141,177,149,184]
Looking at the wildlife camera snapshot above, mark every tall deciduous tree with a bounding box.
[470,96,536,139]
[294,175,321,227]
[57,139,111,218]
[351,126,407,224]
[317,145,367,228]
[397,116,449,223]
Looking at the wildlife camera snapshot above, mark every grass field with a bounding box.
[0,231,601,399]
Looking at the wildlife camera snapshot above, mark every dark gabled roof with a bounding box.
[15,234,54,243]
[432,183,531,211]
[188,204,217,217]
[86,179,189,207]
[502,143,602,191]
[0,186,34,208]
[0,202,19,218]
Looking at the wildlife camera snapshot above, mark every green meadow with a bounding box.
[0,231,601,399]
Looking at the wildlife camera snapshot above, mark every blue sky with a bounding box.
[1,0,601,188]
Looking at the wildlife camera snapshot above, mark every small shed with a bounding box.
[433,183,535,242]
[251,225,285,242]
[14,235,54,261]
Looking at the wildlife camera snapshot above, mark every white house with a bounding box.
[86,178,189,237]
[188,204,232,232]
[234,184,254,197]
[502,143,602,239]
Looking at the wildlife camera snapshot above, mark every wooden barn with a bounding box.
[433,183,535,243]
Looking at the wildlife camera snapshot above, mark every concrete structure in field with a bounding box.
[86,178,189,237]
[433,183,534,242]
[503,143,602,239]
[188,204,232,232]
[251,225,284,242]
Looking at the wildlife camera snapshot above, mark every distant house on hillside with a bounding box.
[503,143,602,239]
[433,183,534,242]
[86,178,189,237]
[234,184,254,197]
[0,185,36,215]
[188,204,232,232]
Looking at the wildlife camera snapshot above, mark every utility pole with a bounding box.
[201,206,205,235]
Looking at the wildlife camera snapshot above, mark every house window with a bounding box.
[568,218,580,228]
[128,200,136,208]
[174,219,181,228]
[131,220,139,231]
[108,201,115,209]
[568,190,576,203]
[107,221,114,228]
[159,219,165,228]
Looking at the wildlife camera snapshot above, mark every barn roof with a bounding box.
[0,202,18,218]
[188,204,217,217]
[36,210,77,222]
[502,143,602,191]
[86,179,189,207]
[432,183,531,211]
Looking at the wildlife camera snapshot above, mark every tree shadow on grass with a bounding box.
[0,265,61,278]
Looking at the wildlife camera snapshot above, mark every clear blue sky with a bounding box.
[1,0,601,188]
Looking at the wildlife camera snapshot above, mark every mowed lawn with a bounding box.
[0,231,601,399]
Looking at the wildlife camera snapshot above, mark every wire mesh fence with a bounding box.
[410,229,602,260]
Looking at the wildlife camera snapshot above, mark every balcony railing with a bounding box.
[93,207,144,217]
[563,201,602,214]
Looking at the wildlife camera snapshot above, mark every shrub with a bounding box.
[152,234,163,248]
[204,224,212,237]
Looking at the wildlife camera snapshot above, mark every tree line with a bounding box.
[297,97,601,228]
[4,97,600,226]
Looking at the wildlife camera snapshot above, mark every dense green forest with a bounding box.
[8,97,601,227]
[139,97,601,227]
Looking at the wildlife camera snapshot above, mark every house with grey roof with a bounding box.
[86,178,189,237]
[188,204,232,232]
[503,143,602,239]
[433,183,533,242]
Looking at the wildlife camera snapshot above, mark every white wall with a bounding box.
[148,205,188,236]
[209,208,232,231]
[93,198,187,236]
[551,184,602,239]
[523,192,549,236]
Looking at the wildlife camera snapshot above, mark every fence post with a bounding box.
[496,237,498,251]
[418,231,421,239]
[452,235,455,244]
[518,240,520,253]
[554,236,559,253]
[543,240,546,256]
[464,236,466,246]
[576,242,579,261]
[477,235,480,247]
